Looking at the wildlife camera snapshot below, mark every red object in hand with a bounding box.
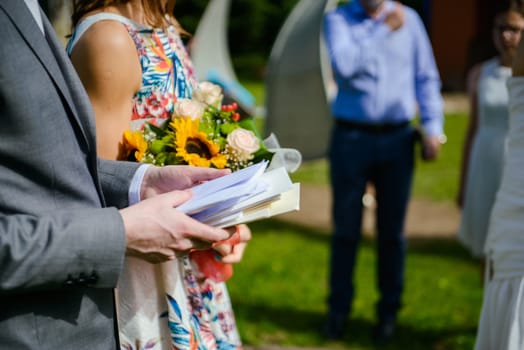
[190,249,233,282]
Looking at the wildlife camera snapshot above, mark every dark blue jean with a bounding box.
[327,124,415,322]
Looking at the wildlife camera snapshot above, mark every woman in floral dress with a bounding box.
[67,1,249,349]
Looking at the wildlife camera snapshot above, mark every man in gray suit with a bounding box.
[0,1,233,348]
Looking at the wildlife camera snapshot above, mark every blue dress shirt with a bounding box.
[323,0,444,136]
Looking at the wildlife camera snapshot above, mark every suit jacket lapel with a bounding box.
[40,16,107,205]
[42,15,95,150]
[0,0,106,205]
[0,0,93,152]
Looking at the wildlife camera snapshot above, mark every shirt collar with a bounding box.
[24,0,44,33]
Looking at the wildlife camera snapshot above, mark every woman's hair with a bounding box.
[514,0,524,15]
[71,0,185,33]
[494,0,524,17]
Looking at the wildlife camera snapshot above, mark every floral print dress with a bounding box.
[67,13,242,350]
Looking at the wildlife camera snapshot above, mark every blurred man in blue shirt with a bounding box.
[323,0,444,342]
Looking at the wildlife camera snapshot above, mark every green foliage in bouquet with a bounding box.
[120,82,273,171]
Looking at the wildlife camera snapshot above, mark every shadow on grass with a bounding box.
[236,301,476,349]
[249,218,477,265]
[233,219,479,350]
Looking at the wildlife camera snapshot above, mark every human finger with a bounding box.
[183,166,231,185]
[177,215,232,245]
[221,242,248,264]
[211,243,234,257]
[214,225,251,262]
[161,189,193,207]
[237,224,252,243]
[213,226,241,246]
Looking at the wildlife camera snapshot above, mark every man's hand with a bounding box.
[384,2,404,31]
[421,135,443,161]
[120,190,232,263]
[140,165,230,200]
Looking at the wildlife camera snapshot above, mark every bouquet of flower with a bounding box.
[119,81,274,172]
[119,81,276,282]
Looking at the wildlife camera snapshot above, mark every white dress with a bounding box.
[458,58,511,257]
[474,77,524,350]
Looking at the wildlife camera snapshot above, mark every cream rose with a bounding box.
[173,99,205,120]
[193,82,223,107]
[227,128,260,160]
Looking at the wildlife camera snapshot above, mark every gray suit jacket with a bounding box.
[0,1,140,348]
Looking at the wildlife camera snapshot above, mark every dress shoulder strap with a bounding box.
[66,13,142,55]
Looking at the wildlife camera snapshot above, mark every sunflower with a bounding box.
[171,118,227,168]
[119,130,148,161]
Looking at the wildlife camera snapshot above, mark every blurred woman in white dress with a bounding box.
[457,1,524,279]
[474,2,524,349]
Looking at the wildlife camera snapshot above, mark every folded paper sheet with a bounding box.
[178,161,300,227]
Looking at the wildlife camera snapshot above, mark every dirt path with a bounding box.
[278,184,460,238]
[244,190,459,350]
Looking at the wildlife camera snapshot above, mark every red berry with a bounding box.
[232,113,240,121]
[231,102,238,110]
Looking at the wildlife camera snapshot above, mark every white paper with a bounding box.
[177,161,268,214]
[175,161,300,227]
[212,183,301,228]
[192,166,293,222]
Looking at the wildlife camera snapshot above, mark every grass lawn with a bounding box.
[228,220,481,350]
[228,83,480,349]
[289,112,469,203]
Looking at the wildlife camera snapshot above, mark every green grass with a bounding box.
[240,80,266,106]
[228,220,482,350]
[230,81,478,349]
[289,113,469,203]
[240,79,470,204]
[412,113,468,202]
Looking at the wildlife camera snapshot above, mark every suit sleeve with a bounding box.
[0,5,127,294]
[0,208,126,294]
[97,158,141,209]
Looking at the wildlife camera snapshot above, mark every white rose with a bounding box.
[227,128,260,160]
[193,82,223,107]
[173,99,205,120]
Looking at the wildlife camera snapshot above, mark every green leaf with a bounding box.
[150,140,167,155]
[238,118,263,138]
[145,122,169,137]
[220,123,239,135]
[252,148,274,164]
[155,152,167,165]
[199,121,216,136]
[165,153,183,165]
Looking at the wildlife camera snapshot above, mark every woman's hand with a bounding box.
[213,224,252,264]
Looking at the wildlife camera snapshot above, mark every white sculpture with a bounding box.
[265,0,339,160]
[191,0,256,116]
